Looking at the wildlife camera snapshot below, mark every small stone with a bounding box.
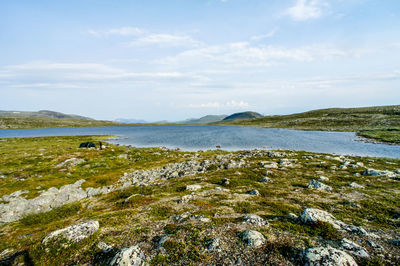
[240,230,265,248]
[308,179,332,192]
[190,215,211,223]
[243,214,268,227]
[118,154,129,159]
[318,176,329,181]
[367,240,384,251]
[248,189,260,196]
[186,185,201,191]
[349,182,364,189]
[220,178,230,186]
[259,177,273,183]
[207,238,221,251]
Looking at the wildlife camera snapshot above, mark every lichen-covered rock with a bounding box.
[240,230,265,248]
[206,238,221,251]
[299,208,344,229]
[109,245,145,266]
[42,220,99,245]
[55,158,85,168]
[308,179,332,192]
[349,182,365,189]
[248,189,260,196]
[362,168,397,177]
[340,238,369,258]
[318,176,329,181]
[243,214,268,227]
[303,246,357,266]
[259,177,273,183]
[186,185,201,191]
[219,178,230,186]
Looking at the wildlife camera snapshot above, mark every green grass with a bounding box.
[358,129,400,144]
[19,203,82,226]
[215,105,400,143]
[0,135,399,265]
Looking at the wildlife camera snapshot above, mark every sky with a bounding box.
[0,0,399,121]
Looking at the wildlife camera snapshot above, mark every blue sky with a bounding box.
[1,0,399,121]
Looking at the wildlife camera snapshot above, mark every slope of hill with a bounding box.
[0,116,128,129]
[114,118,148,124]
[179,115,227,124]
[222,111,263,122]
[0,110,93,120]
[0,110,131,129]
[217,105,400,143]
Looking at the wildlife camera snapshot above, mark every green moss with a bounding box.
[19,203,81,226]
[273,220,342,240]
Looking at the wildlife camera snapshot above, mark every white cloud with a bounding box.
[88,27,144,37]
[285,0,327,21]
[127,34,201,47]
[157,42,367,69]
[187,100,249,109]
[251,28,278,41]
[0,62,205,84]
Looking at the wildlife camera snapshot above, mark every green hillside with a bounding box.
[222,111,263,122]
[0,116,128,129]
[217,105,400,143]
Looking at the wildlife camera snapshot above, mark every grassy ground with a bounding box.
[215,105,400,144]
[358,129,400,144]
[0,116,132,129]
[0,136,399,265]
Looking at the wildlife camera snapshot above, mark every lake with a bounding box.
[0,125,399,158]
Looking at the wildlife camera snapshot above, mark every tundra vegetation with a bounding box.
[0,135,399,265]
[216,105,400,144]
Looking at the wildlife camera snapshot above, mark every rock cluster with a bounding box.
[242,214,268,227]
[0,180,89,223]
[307,179,333,192]
[1,157,248,224]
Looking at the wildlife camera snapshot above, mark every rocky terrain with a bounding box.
[0,135,399,265]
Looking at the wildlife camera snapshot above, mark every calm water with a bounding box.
[0,125,399,158]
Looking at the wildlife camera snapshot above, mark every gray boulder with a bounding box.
[186,184,201,191]
[259,177,273,183]
[299,208,344,229]
[303,246,357,266]
[248,189,260,196]
[308,179,332,192]
[349,182,365,189]
[109,245,146,266]
[42,220,99,245]
[55,158,85,168]
[240,230,265,248]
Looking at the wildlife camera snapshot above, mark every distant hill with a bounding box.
[0,110,131,129]
[219,105,400,130]
[222,111,263,122]
[0,110,93,120]
[179,115,228,124]
[114,118,148,124]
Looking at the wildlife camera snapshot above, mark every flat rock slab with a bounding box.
[303,246,357,266]
[42,220,99,245]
